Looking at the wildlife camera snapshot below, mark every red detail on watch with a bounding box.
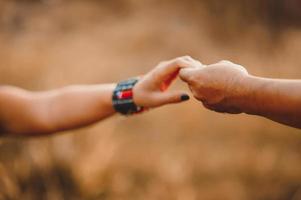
[119,90,133,99]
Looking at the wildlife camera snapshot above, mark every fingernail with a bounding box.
[181,94,190,101]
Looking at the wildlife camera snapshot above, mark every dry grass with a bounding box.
[0,0,301,199]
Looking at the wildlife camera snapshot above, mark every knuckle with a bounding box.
[182,55,192,60]
[176,56,189,63]
[175,57,184,62]
[219,60,233,65]
[158,61,167,66]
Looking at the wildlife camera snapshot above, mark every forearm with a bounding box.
[45,84,116,133]
[0,84,117,136]
[239,76,301,128]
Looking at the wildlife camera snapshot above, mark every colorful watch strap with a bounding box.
[112,78,144,115]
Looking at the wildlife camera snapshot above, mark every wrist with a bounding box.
[236,75,267,115]
[132,82,145,107]
[112,78,144,115]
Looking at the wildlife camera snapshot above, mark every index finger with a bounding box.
[153,56,200,82]
[179,64,206,83]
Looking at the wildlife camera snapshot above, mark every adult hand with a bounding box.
[179,60,249,114]
[133,56,195,108]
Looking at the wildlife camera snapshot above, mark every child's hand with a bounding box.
[133,56,196,108]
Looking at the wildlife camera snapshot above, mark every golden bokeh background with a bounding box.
[0,0,301,199]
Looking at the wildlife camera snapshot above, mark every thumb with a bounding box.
[179,68,199,82]
[154,91,190,106]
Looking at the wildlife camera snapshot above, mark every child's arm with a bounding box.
[0,56,193,136]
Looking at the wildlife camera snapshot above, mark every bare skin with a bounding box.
[0,56,195,136]
[179,60,301,129]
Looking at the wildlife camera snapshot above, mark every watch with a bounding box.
[112,78,144,115]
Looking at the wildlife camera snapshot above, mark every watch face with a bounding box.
[117,90,133,99]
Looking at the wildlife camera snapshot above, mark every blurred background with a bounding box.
[0,0,301,199]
